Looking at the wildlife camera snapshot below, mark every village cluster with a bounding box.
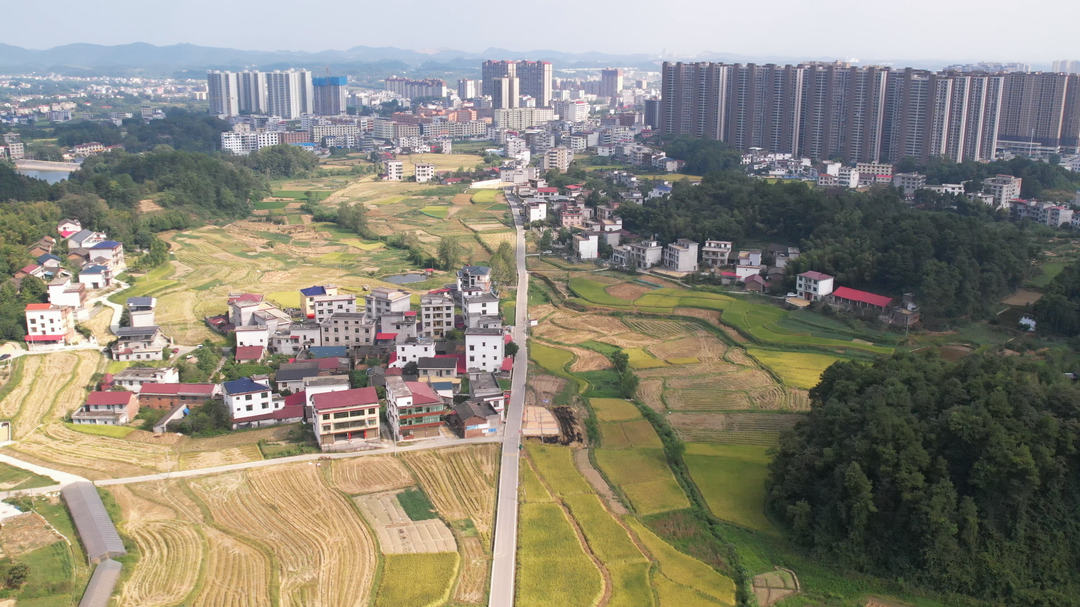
[27,245,518,450]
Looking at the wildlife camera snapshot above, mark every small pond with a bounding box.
[383,273,427,284]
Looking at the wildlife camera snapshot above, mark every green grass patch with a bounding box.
[272,190,332,200]
[591,398,643,422]
[624,348,667,370]
[581,340,621,356]
[526,444,594,496]
[5,541,76,604]
[747,349,842,390]
[529,342,575,376]
[517,503,604,607]
[1029,261,1065,288]
[396,488,437,520]
[373,552,459,607]
[285,214,304,225]
[369,195,408,205]
[419,205,449,219]
[62,423,135,439]
[192,278,225,291]
[339,238,385,251]
[0,462,55,490]
[569,278,633,307]
[683,443,778,535]
[470,189,498,204]
[254,200,290,210]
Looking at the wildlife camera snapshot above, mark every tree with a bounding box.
[611,351,629,373]
[505,342,519,357]
[538,230,553,250]
[6,563,29,588]
[403,361,418,376]
[437,236,464,271]
[618,367,638,398]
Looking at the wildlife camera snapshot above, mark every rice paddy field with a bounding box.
[518,443,736,607]
[681,443,779,534]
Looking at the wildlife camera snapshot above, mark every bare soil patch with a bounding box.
[355,491,457,554]
[567,347,613,373]
[526,374,568,407]
[1002,289,1043,306]
[573,449,627,514]
[0,513,62,557]
[637,379,666,413]
[605,282,651,300]
[939,344,974,362]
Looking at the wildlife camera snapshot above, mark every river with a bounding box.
[16,168,75,184]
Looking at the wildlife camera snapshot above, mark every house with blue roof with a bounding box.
[299,284,339,318]
[222,377,274,425]
[648,182,673,200]
[77,264,113,290]
[89,240,124,269]
[37,253,63,269]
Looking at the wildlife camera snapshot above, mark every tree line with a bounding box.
[617,171,1038,327]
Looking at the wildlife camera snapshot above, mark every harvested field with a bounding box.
[622,318,692,339]
[119,521,202,606]
[10,423,173,479]
[605,282,651,300]
[454,536,490,604]
[647,335,726,361]
[1002,289,1043,306]
[636,379,666,413]
[356,491,457,554]
[6,351,103,439]
[331,456,416,494]
[526,374,567,407]
[178,445,262,470]
[401,445,499,543]
[189,464,377,607]
[673,307,722,324]
[533,323,604,346]
[724,348,755,366]
[754,569,799,606]
[84,306,115,343]
[668,369,775,392]
[596,332,664,349]
[0,513,62,557]
[664,390,752,411]
[556,314,629,335]
[197,528,271,607]
[567,346,612,372]
[666,412,803,445]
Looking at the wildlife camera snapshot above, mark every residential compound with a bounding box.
[659,61,1080,161]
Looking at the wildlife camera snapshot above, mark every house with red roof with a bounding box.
[234,346,265,363]
[24,303,76,350]
[384,376,449,441]
[72,391,139,425]
[311,387,381,449]
[828,287,893,312]
[795,271,834,301]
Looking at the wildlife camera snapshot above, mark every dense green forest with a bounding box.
[897,155,1080,201]
[1034,261,1080,337]
[617,173,1037,326]
[767,353,1080,606]
[23,109,230,154]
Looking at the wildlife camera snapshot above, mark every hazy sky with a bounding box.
[6,0,1079,63]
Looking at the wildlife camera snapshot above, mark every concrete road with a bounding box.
[489,192,529,607]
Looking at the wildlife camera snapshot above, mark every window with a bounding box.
[245,394,252,401]
[245,405,253,411]
[262,403,269,409]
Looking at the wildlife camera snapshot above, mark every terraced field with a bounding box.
[0,351,105,439]
[401,445,500,542]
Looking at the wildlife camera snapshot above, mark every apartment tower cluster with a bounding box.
[659,61,1080,162]
[207,70,347,118]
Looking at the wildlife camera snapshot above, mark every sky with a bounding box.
[6,0,1080,65]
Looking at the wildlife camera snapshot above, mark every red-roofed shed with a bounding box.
[830,286,893,310]
[235,346,265,362]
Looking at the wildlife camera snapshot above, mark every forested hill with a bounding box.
[617,174,1037,326]
[766,353,1080,606]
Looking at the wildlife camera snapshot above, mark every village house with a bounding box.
[463,292,501,328]
[418,356,459,379]
[111,326,170,361]
[223,377,275,426]
[738,250,763,266]
[380,311,419,343]
[138,383,220,410]
[465,327,505,373]
[23,303,77,350]
[457,266,493,295]
[88,240,124,269]
[451,400,500,438]
[364,287,411,321]
[72,391,139,426]
[321,312,375,347]
[48,276,87,319]
[526,200,547,223]
[385,376,449,441]
[574,231,599,260]
[299,284,339,318]
[234,345,265,363]
[420,293,455,339]
[311,387,381,449]
[701,241,733,267]
[828,286,893,312]
[613,240,663,270]
[311,292,357,323]
[274,361,321,393]
[57,218,82,236]
[663,239,699,272]
[393,337,435,368]
[235,325,270,349]
[796,271,835,301]
[303,375,352,414]
[77,265,112,290]
[467,371,507,417]
[271,322,322,355]
[126,297,156,327]
[111,366,180,392]
[68,229,106,250]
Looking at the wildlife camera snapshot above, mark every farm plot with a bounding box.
[636,379,666,413]
[647,334,726,361]
[592,398,642,422]
[189,464,378,607]
[9,423,174,479]
[178,444,262,470]
[555,314,630,335]
[625,348,667,370]
[374,553,460,607]
[455,536,490,604]
[356,490,457,554]
[0,512,63,556]
[197,528,271,607]
[621,318,693,339]
[747,349,842,390]
[666,412,802,446]
[118,520,202,606]
[401,445,499,543]
[4,351,103,439]
[627,518,737,606]
[594,449,689,515]
[517,503,604,607]
[683,443,778,534]
[331,455,416,494]
[606,282,652,300]
[84,306,115,343]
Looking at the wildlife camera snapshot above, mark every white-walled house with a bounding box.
[393,337,435,368]
[796,271,835,301]
[235,325,270,349]
[574,231,599,260]
[223,377,274,424]
[465,327,505,373]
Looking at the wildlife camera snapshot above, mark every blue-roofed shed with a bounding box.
[307,346,347,359]
[223,377,272,395]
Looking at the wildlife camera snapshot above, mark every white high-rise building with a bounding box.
[237,71,267,114]
[555,99,589,122]
[207,71,239,117]
[1053,60,1080,74]
[266,70,314,119]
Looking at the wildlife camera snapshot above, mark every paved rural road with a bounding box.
[489,193,529,607]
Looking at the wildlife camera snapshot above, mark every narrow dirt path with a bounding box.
[574,449,627,515]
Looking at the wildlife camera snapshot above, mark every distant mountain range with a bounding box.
[0,42,1047,79]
